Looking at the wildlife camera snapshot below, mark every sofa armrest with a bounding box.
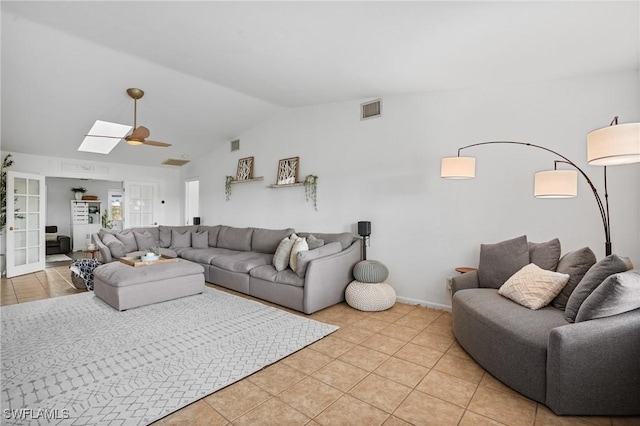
[92,233,113,263]
[451,270,480,296]
[546,308,640,415]
[302,239,361,314]
[57,235,71,253]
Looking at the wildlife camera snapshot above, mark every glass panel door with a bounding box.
[6,171,45,277]
[124,181,157,228]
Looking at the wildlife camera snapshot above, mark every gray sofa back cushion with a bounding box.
[528,238,561,271]
[252,228,295,254]
[133,230,157,251]
[197,225,221,247]
[298,232,354,250]
[552,247,596,309]
[102,233,127,258]
[217,226,254,251]
[114,231,137,253]
[564,254,630,323]
[575,270,640,322]
[478,235,529,289]
[159,225,198,248]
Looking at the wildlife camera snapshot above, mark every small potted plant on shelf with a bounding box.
[71,187,87,200]
[304,174,318,211]
[225,176,234,201]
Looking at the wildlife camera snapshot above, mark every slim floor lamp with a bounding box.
[440,117,640,257]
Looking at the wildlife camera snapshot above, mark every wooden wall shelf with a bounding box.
[230,177,264,184]
[268,182,304,188]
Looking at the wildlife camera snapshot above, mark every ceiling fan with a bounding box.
[86,88,172,148]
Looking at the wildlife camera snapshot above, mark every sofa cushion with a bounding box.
[217,226,254,251]
[45,232,58,242]
[252,228,295,254]
[192,230,209,249]
[249,265,305,287]
[114,231,138,253]
[210,252,273,273]
[159,225,198,248]
[296,242,342,278]
[298,232,353,250]
[133,230,157,251]
[102,233,127,259]
[575,270,640,322]
[273,236,295,272]
[498,263,569,310]
[94,259,204,288]
[564,254,630,323]
[176,247,237,264]
[197,225,221,247]
[171,229,192,248]
[290,237,309,273]
[551,247,596,309]
[528,238,561,271]
[306,234,325,250]
[478,235,529,289]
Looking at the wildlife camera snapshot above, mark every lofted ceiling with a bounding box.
[1,1,638,168]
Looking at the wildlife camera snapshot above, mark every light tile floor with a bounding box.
[2,267,639,426]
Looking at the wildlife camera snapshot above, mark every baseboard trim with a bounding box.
[396,296,451,312]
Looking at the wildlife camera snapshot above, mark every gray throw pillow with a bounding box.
[171,229,192,248]
[191,231,209,249]
[296,242,342,278]
[102,234,126,258]
[478,235,529,289]
[115,232,138,253]
[575,270,640,322]
[564,254,630,323]
[528,238,561,271]
[551,247,596,309]
[133,230,156,251]
[306,234,325,250]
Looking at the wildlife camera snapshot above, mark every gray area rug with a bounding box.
[1,288,338,425]
[45,254,73,262]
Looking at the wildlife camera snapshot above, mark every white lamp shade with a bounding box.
[534,170,578,198]
[441,157,476,179]
[587,122,640,166]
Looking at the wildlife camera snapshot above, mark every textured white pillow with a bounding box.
[289,237,309,273]
[273,237,295,272]
[499,263,570,310]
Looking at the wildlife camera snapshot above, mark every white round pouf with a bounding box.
[345,280,396,311]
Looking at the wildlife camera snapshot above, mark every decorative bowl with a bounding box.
[141,254,161,262]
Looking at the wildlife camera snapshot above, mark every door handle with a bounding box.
[9,227,14,231]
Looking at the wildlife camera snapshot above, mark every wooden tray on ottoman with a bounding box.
[119,255,178,267]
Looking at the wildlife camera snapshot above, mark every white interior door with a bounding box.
[6,171,46,278]
[124,181,158,228]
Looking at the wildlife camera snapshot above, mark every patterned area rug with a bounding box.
[1,288,337,425]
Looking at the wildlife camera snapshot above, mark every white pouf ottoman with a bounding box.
[345,280,396,311]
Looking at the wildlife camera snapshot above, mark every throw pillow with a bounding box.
[171,229,192,248]
[102,233,127,259]
[296,242,342,278]
[575,270,640,322]
[133,230,156,251]
[528,238,561,271]
[289,237,309,273]
[45,232,58,242]
[115,232,138,253]
[273,237,295,272]
[191,231,209,249]
[564,254,630,323]
[306,234,325,250]
[498,263,569,310]
[478,235,529,289]
[551,247,596,309]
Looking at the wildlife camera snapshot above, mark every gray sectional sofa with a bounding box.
[451,236,640,416]
[92,225,361,314]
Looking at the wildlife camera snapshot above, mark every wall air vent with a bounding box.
[230,139,240,152]
[161,158,190,167]
[361,98,382,120]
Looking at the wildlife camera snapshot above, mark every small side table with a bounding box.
[455,267,477,274]
[83,249,99,259]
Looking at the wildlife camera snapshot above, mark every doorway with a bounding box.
[185,178,199,225]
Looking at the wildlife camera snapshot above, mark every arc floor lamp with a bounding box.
[441,117,640,256]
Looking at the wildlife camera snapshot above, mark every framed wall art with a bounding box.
[236,157,254,181]
[276,157,299,185]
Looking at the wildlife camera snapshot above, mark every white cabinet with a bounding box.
[70,200,102,251]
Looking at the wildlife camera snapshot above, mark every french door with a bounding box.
[6,171,46,277]
[124,181,158,228]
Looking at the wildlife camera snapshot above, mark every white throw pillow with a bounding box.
[499,263,570,310]
[273,237,295,272]
[289,237,309,273]
[45,233,58,242]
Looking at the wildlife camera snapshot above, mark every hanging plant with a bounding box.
[304,174,318,211]
[0,154,15,231]
[225,176,234,201]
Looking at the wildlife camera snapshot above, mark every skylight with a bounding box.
[78,120,132,154]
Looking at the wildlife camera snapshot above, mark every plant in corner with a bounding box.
[304,174,319,211]
[101,210,114,229]
[225,176,234,201]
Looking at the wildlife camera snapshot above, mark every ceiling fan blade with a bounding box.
[129,126,150,139]
[84,134,124,139]
[142,140,172,147]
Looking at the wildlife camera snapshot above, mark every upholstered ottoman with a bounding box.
[345,281,396,311]
[93,259,205,311]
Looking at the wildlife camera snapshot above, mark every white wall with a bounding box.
[2,152,183,227]
[182,70,640,308]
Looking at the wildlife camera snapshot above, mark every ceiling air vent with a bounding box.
[161,158,190,167]
[361,99,382,120]
[230,139,240,152]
